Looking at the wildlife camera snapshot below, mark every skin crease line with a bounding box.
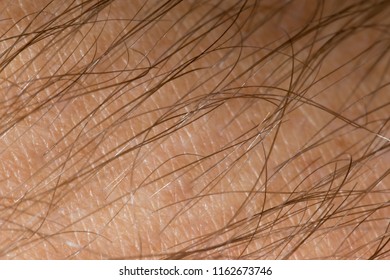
[0,0,389,259]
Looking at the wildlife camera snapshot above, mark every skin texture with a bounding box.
[0,0,389,259]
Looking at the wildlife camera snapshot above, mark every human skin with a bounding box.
[0,0,389,259]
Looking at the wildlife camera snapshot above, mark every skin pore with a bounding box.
[0,0,389,259]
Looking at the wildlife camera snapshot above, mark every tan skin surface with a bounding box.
[0,0,389,259]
